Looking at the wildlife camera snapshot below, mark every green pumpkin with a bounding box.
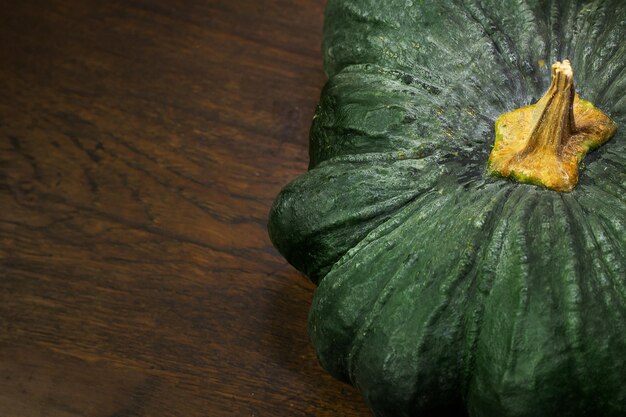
[268,1,625,416]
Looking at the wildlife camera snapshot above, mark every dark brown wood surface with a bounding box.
[0,1,371,415]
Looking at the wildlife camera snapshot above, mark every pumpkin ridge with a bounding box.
[309,212,429,382]
[339,190,456,363]
[406,186,515,412]
[460,185,519,396]
[546,0,562,62]
[592,1,626,61]
[268,156,448,283]
[309,66,454,167]
[565,198,626,408]
[333,0,397,30]
[344,250,423,386]
[498,195,535,389]
[308,187,432,283]
[596,60,626,106]
[568,2,608,70]
[560,2,581,59]
[564,208,626,406]
[587,217,626,308]
[308,191,436,380]
[346,185,517,415]
[310,187,428,236]
[548,196,586,394]
[336,63,446,95]
[577,2,609,80]
[454,0,531,99]
[563,195,623,285]
[588,177,625,202]
[321,188,439,276]
[306,158,456,285]
[584,168,626,208]
[314,147,438,167]
[312,182,489,386]
[466,188,537,413]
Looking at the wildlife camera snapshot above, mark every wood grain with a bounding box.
[0,0,370,415]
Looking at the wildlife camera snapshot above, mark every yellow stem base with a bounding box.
[488,61,616,192]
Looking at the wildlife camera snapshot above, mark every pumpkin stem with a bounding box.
[522,60,576,156]
[488,60,616,192]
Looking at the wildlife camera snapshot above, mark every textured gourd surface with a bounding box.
[268,1,626,416]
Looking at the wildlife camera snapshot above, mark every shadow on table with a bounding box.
[262,268,370,404]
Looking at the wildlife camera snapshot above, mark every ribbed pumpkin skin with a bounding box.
[268,1,626,416]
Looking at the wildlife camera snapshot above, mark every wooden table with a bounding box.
[0,1,370,415]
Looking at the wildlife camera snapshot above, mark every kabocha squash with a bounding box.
[268,1,626,416]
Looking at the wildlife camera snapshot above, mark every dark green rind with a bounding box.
[268,1,626,416]
[268,157,446,283]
